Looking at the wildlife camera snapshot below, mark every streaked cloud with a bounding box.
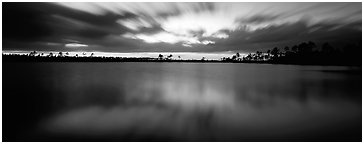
[116,17,153,31]
[2,2,361,53]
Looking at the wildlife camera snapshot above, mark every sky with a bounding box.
[2,2,362,57]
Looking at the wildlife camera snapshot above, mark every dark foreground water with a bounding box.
[3,62,362,141]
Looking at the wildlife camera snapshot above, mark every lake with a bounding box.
[3,62,362,141]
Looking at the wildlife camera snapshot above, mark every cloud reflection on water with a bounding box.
[37,63,361,141]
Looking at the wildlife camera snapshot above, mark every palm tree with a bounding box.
[271,47,279,58]
[322,42,334,54]
[235,53,241,61]
[291,45,298,53]
[232,55,237,60]
[246,53,253,61]
[29,51,37,56]
[256,51,264,60]
[58,52,63,57]
[158,54,163,60]
[167,54,173,60]
[308,41,316,51]
[284,46,289,52]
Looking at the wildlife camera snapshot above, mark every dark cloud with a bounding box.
[215,19,361,53]
[3,2,138,51]
[3,3,54,41]
[247,21,308,43]
[46,4,134,39]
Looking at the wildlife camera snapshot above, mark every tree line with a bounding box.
[3,41,361,66]
[221,41,361,66]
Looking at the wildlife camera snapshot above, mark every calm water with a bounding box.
[3,62,362,141]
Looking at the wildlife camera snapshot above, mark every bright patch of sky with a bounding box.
[65,43,89,48]
[116,17,153,31]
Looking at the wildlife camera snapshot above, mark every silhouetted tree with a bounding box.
[232,55,237,60]
[234,53,242,61]
[167,54,173,60]
[291,45,298,53]
[264,54,270,60]
[298,41,316,54]
[254,51,263,61]
[29,51,37,56]
[322,42,334,54]
[271,47,279,58]
[284,46,289,52]
[245,53,253,60]
[158,54,163,60]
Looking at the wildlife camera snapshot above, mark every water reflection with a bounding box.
[3,63,361,141]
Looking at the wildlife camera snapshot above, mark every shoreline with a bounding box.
[2,55,361,67]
